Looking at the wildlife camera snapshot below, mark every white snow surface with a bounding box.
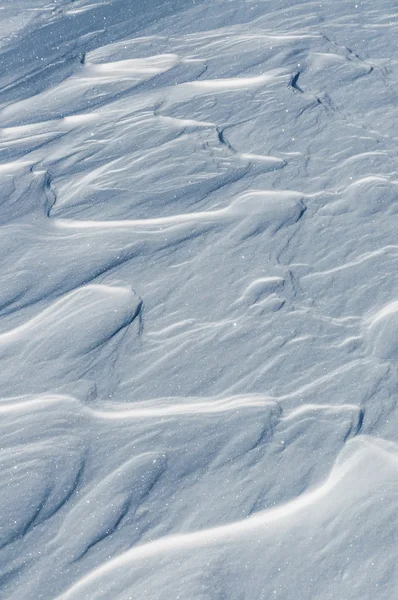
[0,0,397,598]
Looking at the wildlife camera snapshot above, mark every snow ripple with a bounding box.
[0,0,397,598]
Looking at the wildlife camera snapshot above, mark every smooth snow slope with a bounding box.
[0,0,397,598]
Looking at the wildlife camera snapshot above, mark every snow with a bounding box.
[0,0,397,598]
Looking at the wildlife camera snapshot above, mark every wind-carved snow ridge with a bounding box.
[0,0,397,598]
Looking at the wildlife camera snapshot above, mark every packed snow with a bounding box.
[0,0,397,598]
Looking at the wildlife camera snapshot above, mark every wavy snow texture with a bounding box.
[0,0,397,598]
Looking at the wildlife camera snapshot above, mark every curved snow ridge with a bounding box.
[0,284,142,394]
[54,188,304,233]
[57,435,398,600]
[227,190,305,226]
[178,70,286,91]
[0,391,364,598]
[0,284,141,351]
[0,52,187,126]
[0,216,153,316]
[87,393,279,418]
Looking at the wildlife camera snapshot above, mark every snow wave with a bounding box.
[0,0,397,598]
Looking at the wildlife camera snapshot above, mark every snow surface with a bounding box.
[0,0,397,598]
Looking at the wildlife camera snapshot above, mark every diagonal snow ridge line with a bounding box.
[302,245,398,279]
